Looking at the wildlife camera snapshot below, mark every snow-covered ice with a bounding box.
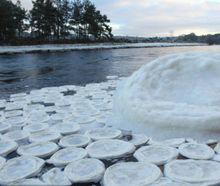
[0,156,6,170]
[64,158,105,183]
[0,156,44,184]
[103,162,162,186]
[47,147,87,166]
[3,130,29,145]
[0,139,18,157]
[86,139,135,160]
[29,130,61,143]
[112,52,220,141]
[214,142,220,154]
[128,134,149,147]
[134,145,178,165]
[59,134,91,148]
[10,178,45,185]
[17,142,59,158]
[42,168,71,185]
[164,159,220,184]
[51,122,80,135]
[178,143,214,160]
[86,128,122,141]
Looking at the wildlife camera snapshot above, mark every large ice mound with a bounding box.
[112,52,220,141]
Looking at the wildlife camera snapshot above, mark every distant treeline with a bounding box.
[0,0,113,44]
[175,33,220,45]
[114,33,220,45]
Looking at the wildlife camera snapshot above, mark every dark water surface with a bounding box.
[0,45,219,99]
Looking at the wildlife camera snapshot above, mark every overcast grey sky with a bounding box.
[15,0,220,37]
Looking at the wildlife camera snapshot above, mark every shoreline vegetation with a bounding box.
[1,0,220,46]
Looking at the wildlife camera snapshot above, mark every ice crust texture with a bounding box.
[112,52,220,141]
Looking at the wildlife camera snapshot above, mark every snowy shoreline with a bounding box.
[0,42,204,55]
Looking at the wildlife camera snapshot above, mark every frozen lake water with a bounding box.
[0,45,220,99]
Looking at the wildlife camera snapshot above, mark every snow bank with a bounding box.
[0,43,202,55]
[111,52,220,141]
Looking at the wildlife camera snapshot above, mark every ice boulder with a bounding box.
[111,53,220,141]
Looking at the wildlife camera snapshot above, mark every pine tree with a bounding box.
[0,0,27,42]
[70,0,84,39]
[30,0,45,38]
[54,0,71,39]
[14,0,27,39]
[43,0,56,39]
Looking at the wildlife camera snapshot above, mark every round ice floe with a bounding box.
[86,128,122,141]
[164,159,220,184]
[134,145,178,165]
[0,123,11,134]
[129,134,149,146]
[42,168,71,186]
[150,177,198,186]
[179,143,214,160]
[4,130,29,145]
[112,53,220,141]
[50,113,69,121]
[64,158,105,183]
[4,110,23,118]
[9,178,45,185]
[23,123,49,134]
[86,139,135,159]
[0,156,6,169]
[47,147,87,166]
[17,142,59,158]
[161,138,186,148]
[29,130,61,143]
[4,116,26,130]
[0,156,44,184]
[103,162,162,186]
[213,154,220,162]
[0,139,18,156]
[51,123,80,135]
[76,116,96,124]
[206,139,218,146]
[28,111,49,122]
[79,122,105,134]
[214,143,220,154]
[59,134,91,148]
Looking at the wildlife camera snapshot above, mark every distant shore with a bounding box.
[0,42,205,55]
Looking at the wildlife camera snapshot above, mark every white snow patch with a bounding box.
[112,52,220,141]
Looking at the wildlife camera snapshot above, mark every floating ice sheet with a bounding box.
[179,143,214,160]
[47,147,87,166]
[42,168,71,186]
[103,162,162,186]
[164,159,220,184]
[0,156,44,184]
[17,142,59,158]
[64,158,105,183]
[86,128,122,141]
[134,145,178,165]
[86,139,135,160]
[59,134,91,148]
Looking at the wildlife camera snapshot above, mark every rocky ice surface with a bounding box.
[0,43,202,55]
[0,75,219,185]
[112,52,220,141]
